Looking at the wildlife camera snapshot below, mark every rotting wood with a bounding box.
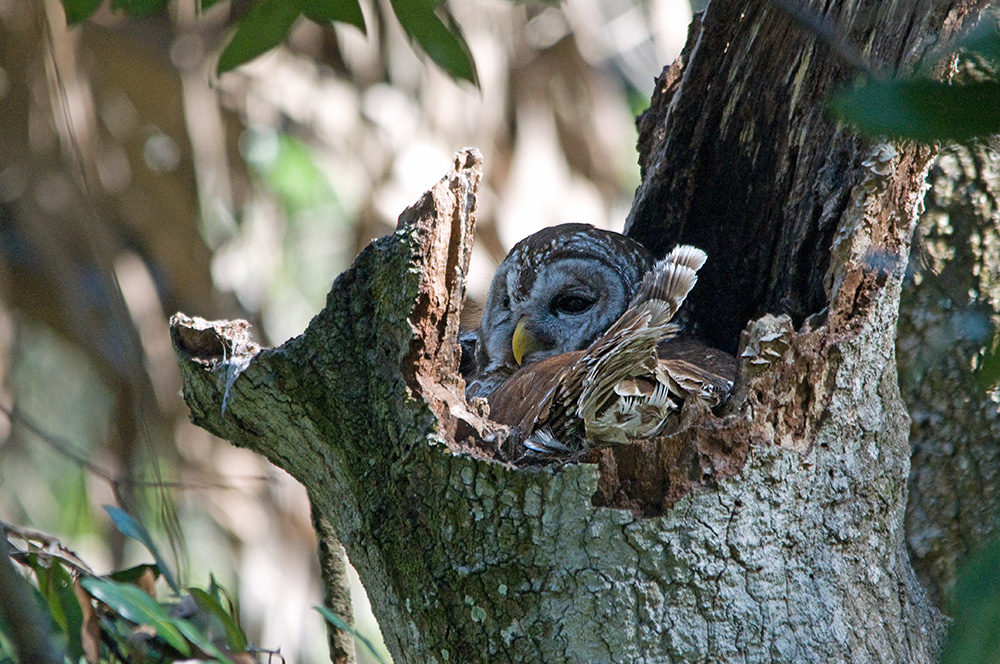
[168,1,994,660]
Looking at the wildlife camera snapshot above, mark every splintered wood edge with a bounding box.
[394,148,510,458]
[168,141,919,517]
[169,313,260,366]
[168,149,508,463]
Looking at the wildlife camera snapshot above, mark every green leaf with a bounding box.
[103,506,178,593]
[172,618,236,664]
[109,563,161,585]
[0,629,16,664]
[303,0,365,33]
[830,77,1000,142]
[243,131,338,213]
[8,557,64,655]
[316,605,389,664]
[980,325,1000,391]
[940,537,1000,664]
[198,0,227,11]
[388,0,477,84]
[0,579,15,661]
[951,14,1000,66]
[26,558,65,633]
[0,605,11,653]
[110,0,168,16]
[80,577,190,656]
[217,0,307,74]
[188,587,248,651]
[40,561,84,662]
[59,0,103,23]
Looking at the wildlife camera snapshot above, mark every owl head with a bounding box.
[466,223,653,398]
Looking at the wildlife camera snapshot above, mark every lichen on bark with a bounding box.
[168,1,993,661]
[171,142,939,662]
[900,140,1000,607]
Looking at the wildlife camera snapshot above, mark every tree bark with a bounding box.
[312,505,357,664]
[170,1,990,662]
[900,139,1000,607]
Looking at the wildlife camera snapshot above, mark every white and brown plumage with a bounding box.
[463,226,736,460]
[465,224,655,400]
[485,245,732,458]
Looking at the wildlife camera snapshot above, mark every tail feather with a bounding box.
[575,245,707,431]
[664,244,708,272]
[631,261,699,325]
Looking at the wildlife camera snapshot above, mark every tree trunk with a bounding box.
[170,1,989,662]
[900,139,1000,607]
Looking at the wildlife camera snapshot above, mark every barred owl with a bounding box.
[464,223,735,460]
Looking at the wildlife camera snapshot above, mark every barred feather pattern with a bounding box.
[486,244,734,459]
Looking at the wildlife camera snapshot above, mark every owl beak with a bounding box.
[512,317,545,365]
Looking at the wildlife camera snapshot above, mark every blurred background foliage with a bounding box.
[0,0,696,660]
[5,0,1000,661]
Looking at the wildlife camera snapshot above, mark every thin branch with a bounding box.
[0,401,273,491]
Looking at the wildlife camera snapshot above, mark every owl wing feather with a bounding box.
[575,255,701,445]
[577,254,704,420]
[482,242,734,461]
[663,243,708,273]
[486,349,581,435]
[656,358,733,406]
[520,250,704,455]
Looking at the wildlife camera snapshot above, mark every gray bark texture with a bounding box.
[169,1,992,662]
[900,139,1000,607]
[312,504,358,664]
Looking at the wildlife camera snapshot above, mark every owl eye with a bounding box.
[552,292,596,315]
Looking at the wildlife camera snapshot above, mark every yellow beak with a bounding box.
[511,317,545,365]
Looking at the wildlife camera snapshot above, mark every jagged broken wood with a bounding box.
[172,133,941,661]
[169,2,996,662]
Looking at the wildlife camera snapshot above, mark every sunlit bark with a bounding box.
[171,1,993,662]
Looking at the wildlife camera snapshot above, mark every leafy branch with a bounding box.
[59,0,479,83]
